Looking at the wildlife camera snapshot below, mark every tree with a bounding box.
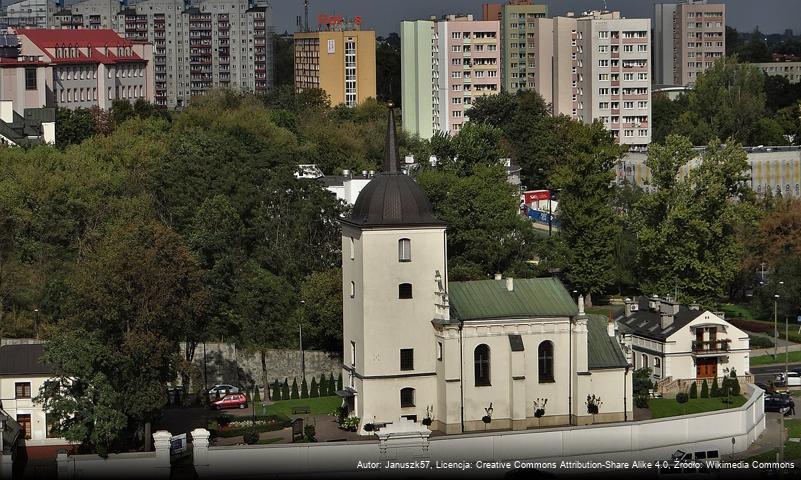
[273,34,295,88]
[376,33,401,105]
[300,268,343,353]
[55,107,97,149]
[652,93,689,144]
[291,378,300,400]
[701,379,709,398]
[689,381,698,399]
[282,378,290,400]
[711,377,720,397]
[633,136,758,302]
[301,377,309,399]
[310,377,319,397]
[686,57,767,145]
[550,121,625,304]
[234,261,296,390]
[319,374,327,398]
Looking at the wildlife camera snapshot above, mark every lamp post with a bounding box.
[775,293,780,359]
[299,300,306,385]
[34,308,39,338]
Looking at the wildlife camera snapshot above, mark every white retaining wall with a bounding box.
[56,431,171,480]
[1,452,12,479]
[192,386,766,478]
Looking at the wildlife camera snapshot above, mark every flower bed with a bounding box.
[209,414,290,438]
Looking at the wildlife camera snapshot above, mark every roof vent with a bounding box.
[506,277,514,292]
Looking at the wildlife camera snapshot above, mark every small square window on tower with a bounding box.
[400,348,414,371]
[398,283,413,299]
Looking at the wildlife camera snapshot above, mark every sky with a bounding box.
[271,0,801,36]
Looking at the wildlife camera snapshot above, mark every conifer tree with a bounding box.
[701,379,709,398]
[291,378,300,399]
[310,377,319,397]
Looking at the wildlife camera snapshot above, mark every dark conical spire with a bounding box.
[384,105,400,174]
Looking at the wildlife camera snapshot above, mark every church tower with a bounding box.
[340,108,447,432]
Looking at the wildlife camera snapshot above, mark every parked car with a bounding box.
[756,382,776,394]
[211,393,248,410]
[765,394,792,415]
[775,372,801,387]
[208,384,240,397]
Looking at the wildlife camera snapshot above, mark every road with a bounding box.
[752,363,801,383]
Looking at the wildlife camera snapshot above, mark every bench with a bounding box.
[292,406,311,415]
[291,418,304,443]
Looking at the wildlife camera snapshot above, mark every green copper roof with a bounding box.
[448,277,577,321]
[586,314,629,369]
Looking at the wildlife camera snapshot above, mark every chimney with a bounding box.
[505,277,514,292]
[624,297,639,317]
[659,299,678,329]
[342,169,350,177]
[494,273,502,281]
[361,170,368,177]
[607,316,616,337]
[648,294,660,311]
[660,312,674,329]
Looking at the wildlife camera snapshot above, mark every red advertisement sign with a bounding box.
[523,190,550,205]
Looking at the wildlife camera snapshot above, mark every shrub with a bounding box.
[304,425,316,442]
[282,378,290,400]
[676,392,689,404]
[319,374,327,396]
[701,379,709,398]
[310,377,319,397]
[291,378,300,400]
[711,377,720,397]
[301,378,309,399]
[749,335,774,348]
[243,428,259,445]
[729,370,741,395]
[336,372,343,391]
[272,381,281,401]
[635,394,649,408]
[632,368,654,397]
[689,382,698,399]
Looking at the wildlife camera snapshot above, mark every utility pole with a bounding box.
[299,300,306,385]
[774,294,780,359]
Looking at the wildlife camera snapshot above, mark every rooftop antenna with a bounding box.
[602,0,607,11]
[304,0,309,32]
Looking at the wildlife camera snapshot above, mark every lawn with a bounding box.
[751,351,801,366]
[260,396,342,417]
[716,303,759,321]
[747,420,801,462]
[648,396,747,419]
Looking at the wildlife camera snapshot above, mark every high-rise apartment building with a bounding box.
[654,0,725,86]
[572,11,651,147]
[294,26,376,107]
[1,0,58,28]
[498,1,548,93]
[400,19,438,139]
[49,0,274,108]
[400,14,499,138]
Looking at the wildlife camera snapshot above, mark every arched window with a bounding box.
[474,344,491,386]
[400,387,415,407]
[641,353,648,369]
[538,341,554,383]
[399,283,413,299]
[398,238,411,262]
[654,357,661,371]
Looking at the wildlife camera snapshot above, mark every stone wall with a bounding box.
[181,342,342,393]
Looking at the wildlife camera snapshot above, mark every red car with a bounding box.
[211,393,248,410]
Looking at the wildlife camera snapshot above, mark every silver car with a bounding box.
[208,384,240,396]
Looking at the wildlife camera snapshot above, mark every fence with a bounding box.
[56,431,171,480]
[192,385,765,477]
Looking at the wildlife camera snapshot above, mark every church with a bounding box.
[339,109,633,435]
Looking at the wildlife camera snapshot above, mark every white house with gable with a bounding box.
[617,296,750,388]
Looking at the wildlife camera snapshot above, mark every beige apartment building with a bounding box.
[294,28,376,107]
[654,1,725,86]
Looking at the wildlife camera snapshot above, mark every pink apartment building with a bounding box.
[436,15,500,134]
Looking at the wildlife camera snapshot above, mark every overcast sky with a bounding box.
[271,0,801,36]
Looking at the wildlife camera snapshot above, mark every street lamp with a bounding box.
[34,308,39,338]
[299,300,306,385]
[774,294,780,359]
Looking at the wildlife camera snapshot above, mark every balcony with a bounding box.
[692,339,731,356]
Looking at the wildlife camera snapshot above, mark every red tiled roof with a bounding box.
[14,28,146,65]
[15,28,134,48]
[0,57,46,67]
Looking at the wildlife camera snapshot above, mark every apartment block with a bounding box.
[401,14,499,137]
[572,11,651,147]
[1,0,58,29]
[498,1,548,93]
[400,20,438,139]
[49,0,274,108]
[752,62,801,84]
[654,0,725,86]
[294,27,376,107]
